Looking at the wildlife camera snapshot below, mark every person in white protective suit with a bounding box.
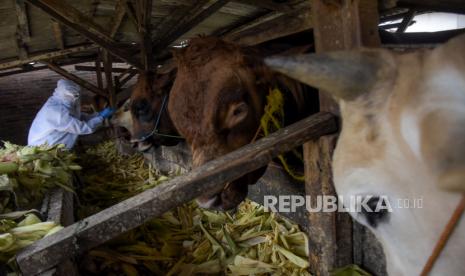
[28,79,115,149]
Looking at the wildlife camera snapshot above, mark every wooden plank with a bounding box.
[15,0,30,59]
[0,57,95,78]
[119,70,137,87]
[25,0,144,70]
[15,34,29,60]
[152,0,230,53]
[396,9,415,33]
[304,1,381,275]
[124,0,139,29]
[108,0,127,38]
[220,11,282,37]
[0,44,98,70]
[116,65,135,80]
[75,65,136,74]
[397,0,465,14]
[45,61,107,97]
[224,9,312,46]
[103,50,116,107]
[233,0,294,12]
[15,0,30,41]
[94,57,103,90]
[136,0,153,70]
[151,0,209,42]
[51,21,65,49]
[16,112,337,275]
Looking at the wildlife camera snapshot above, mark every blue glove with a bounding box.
[99,107,116,119]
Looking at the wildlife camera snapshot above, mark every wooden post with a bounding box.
[95,53,103,90]
[136,0,153,70]
[16,112,337,275]
[103,50,116,107]
[304,1,381,275]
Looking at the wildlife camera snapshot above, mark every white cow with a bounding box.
[266,34,465,275]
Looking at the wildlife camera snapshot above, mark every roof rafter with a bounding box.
[51,21,65,49]
[152,0,231,55]
[233,0,294,12]
[224,8,313,46]
[15,0,31,59]
[45,61,107,97]
[108,0,127,38]
[136,0,153,70]
[25,0,144,70]
[0,57,95,78]
[0,44,98,70]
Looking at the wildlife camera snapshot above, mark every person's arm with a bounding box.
[80,111,99,121]
[56,110,103,135]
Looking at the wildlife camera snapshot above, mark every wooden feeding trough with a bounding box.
[0,0,464,275]
[16,112,337,275]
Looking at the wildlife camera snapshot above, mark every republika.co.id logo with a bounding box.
[263,195,423,213]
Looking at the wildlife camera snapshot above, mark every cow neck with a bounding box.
[420,194,465,275]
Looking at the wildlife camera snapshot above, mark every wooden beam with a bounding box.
[15,33,29,60]
[119,70,137,87]
[117,65,135,80]
[15,0,31,41]
[16,112,337,275]
[15,0,31,59]
[108,0,127,38]
[51,21,65,49]
[103,50,116,107]
[397,0,465,14]
[233,0,294,12]
[152,0,230,53]
[396,9,415,33]
[94,57,103,90]
[0,57,95,78]
[224,9,312,46]
[45,61,107,97]
[124,1,139,29]
[75,65,136,74]
[305,1,381,275]
[220,11,281,37]
[136,0,153,70]
[0,44,98,70]
[25,0,144,70]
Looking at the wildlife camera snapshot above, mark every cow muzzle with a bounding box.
[196,166,267,211]
[196,180,249,211]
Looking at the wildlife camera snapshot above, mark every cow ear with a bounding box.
[223,102,249,129]
[265,50,392,101]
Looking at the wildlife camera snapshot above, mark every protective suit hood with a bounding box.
[28,79,103,149]
[53,79,81,105]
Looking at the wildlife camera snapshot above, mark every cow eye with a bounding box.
[132,99,151,119]
[361,196,390,228]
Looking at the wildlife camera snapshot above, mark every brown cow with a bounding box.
[129,70,180,151]
[166,37,311,210]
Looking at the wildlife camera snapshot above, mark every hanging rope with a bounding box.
[256,88,305,182]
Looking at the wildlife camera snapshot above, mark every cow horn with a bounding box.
[265,51,384,101]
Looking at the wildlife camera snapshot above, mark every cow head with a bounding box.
[266,34,465,274]
[129,71,179,151]
[168,37,272,211]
